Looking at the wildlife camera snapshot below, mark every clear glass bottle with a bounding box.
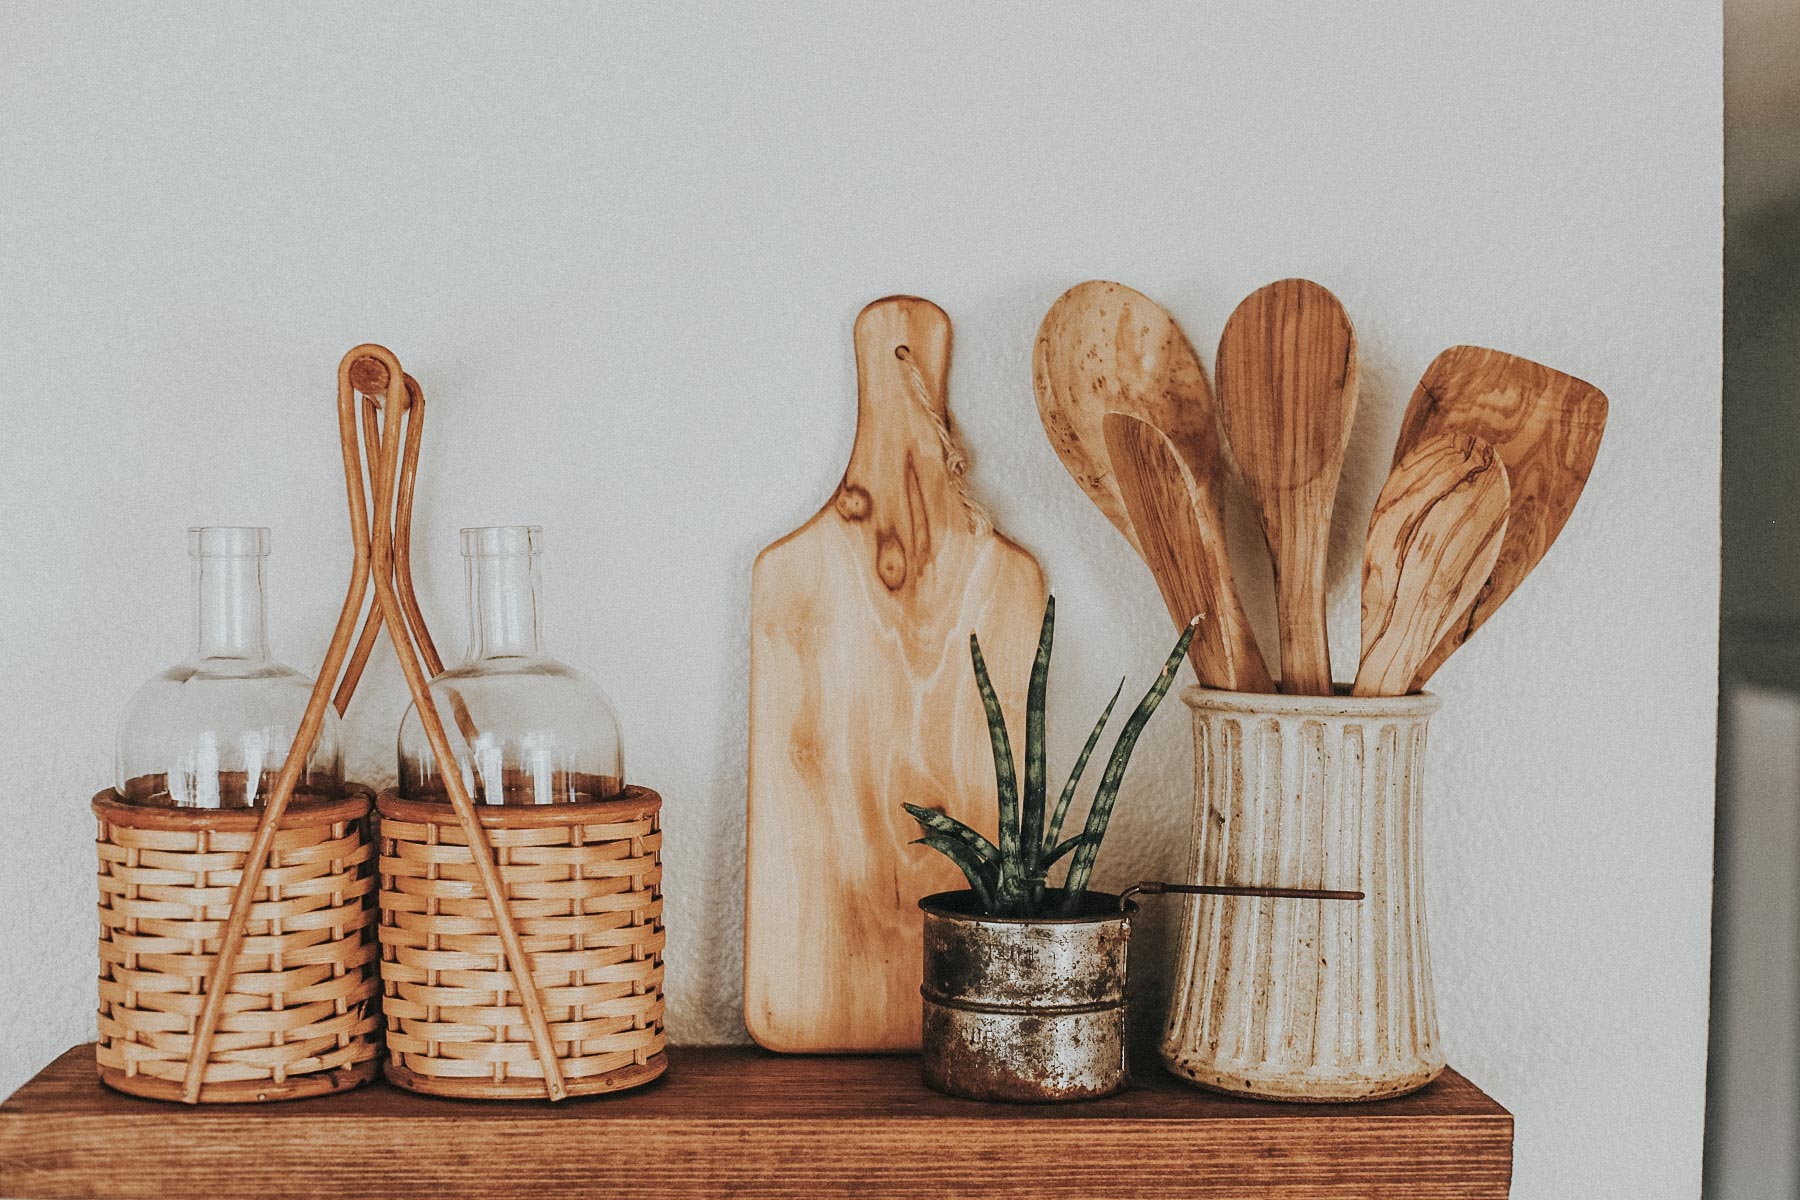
[116,527,342,808]
[398,526,624,805]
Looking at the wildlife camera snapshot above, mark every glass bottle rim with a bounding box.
[461,525,542,557]
[187,526,270,558]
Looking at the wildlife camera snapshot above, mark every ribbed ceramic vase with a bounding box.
[1160,686,1444,1102]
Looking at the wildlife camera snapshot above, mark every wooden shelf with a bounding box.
[0,1044,1511,1199]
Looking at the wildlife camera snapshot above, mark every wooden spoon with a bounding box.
[1032,281,1237,559]
[1214,279,1358,695]
[1354,432,1511,697]
[1393,345,1608,689]
[1104,412,1275,692]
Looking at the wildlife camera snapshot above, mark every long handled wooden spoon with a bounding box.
[1033,281,1238,560]
[1214,279,1358,695]
[1393,345,1608,689]
[1105,412,1275,692]
[1354,432,1511,697]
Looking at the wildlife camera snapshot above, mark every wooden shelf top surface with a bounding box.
[1,1044,1512,1199]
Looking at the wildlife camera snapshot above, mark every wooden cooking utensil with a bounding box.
[1214,279,1358,696]
[746,296,1047,1053]
[1393,345,1608,689]
[1354,432,1511,697]
[1104,412,1274,692]
[1032,281,1238,559]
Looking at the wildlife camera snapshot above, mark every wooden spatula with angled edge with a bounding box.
[1104,411,1274,692]
[1214,279,1358,696]
[1354,432,1511,697]
[1393,345,1608,689]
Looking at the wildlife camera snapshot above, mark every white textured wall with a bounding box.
[0,5,1718,1197]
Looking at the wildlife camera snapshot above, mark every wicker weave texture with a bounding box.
[92,790,380,1103]
[376,787,667,1099]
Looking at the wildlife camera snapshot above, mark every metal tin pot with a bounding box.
[918,889,1131,1103]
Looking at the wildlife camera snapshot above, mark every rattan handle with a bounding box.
[183,346,569,1102]
[358,353,570,1100]
[179,347,390,1102]
[334,373,443,709]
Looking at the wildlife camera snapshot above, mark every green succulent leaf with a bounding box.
[913,836,997,913]
[902,803,1000,866]
[1043,832,1086,868]
[1044,677,1125,855]
[1020,596,1054,879]
[1061,618,1198,912]
[969,632,1023,902]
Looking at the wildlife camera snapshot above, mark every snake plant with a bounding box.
[905,595,1196,917]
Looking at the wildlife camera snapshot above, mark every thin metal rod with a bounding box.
[1121,880,1365,911]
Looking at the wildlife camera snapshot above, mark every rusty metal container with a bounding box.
[919,889,1131,1102]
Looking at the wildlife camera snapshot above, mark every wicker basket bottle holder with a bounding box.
[376,787,667,1098]
[342,349,668,1100]
[92,348,424,1104]
[92,787,379,1102]
[97,345,666,1103]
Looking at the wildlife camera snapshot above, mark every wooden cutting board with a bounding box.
[745,296,1046,1052]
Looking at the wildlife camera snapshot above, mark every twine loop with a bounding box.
[894,345,993,536]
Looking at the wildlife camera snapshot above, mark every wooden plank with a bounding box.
[1,1045,1512,1199]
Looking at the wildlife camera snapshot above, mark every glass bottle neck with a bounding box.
[191,528,270,661]
[464,528,544,661]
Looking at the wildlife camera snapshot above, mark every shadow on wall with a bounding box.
[1707,195,1800,1197]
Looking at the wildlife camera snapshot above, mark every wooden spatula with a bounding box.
[1393,345,1608,689]
[1105,412,1274,692]
[1354,432,1511,697]
[1032,281,1237,560]
[1214,279,1358,696]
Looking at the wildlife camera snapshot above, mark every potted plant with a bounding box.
[904,595,1195,1102]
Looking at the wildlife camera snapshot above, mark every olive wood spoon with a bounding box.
[1104,412,1275,692]
[1393,345,1608,689]
[1214,279,1358,695]
[1032,281,1237,560]
[1354,432,1511,697]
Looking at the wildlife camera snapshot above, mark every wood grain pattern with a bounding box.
[1394,345,1608,688]
[1032,281,1238,559]
[1214,280,1358,696]
[0,1044,1514,1199]
[746,296,1046,1052]
[1104,412,1274,692]
[1354,434,1510,697]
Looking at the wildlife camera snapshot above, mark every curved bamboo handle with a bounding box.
[359,360,569,1100]
[179,347,387,1102]
[182,346,567,1103]
[393,375,444,678]
[333,374,442,712]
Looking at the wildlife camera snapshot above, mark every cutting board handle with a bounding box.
[855,295,951,420]
[840,296,987,592]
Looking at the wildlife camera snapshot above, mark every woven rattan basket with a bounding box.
[376,785,667,1099]
[93,786,380,1103]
